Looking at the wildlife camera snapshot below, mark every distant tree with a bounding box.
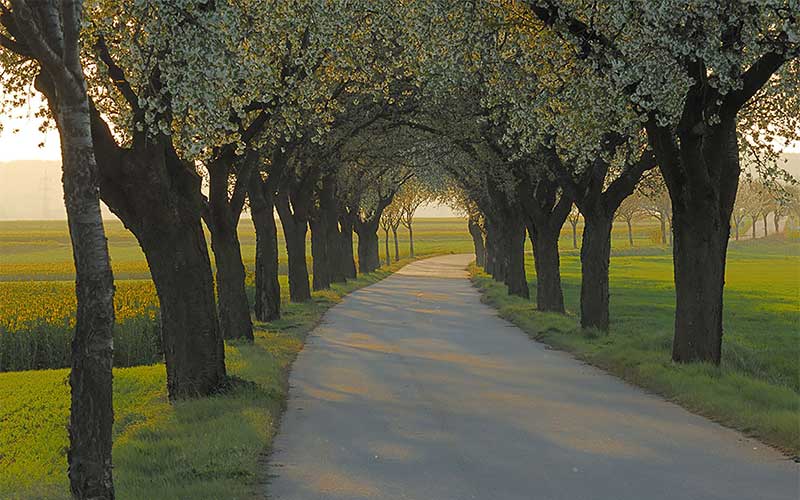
[639,172,673,246]
[567,205,581,249]
[615,193,645,247]
[732,181,760,241]
[380,202,402,266]
[396,179,431,258]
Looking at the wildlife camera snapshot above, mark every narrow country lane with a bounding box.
[266,255,798,500]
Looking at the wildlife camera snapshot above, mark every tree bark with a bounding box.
[47,70,116,500]
[499,214,529,298]
[384,228,391,266]
[763,213,768,237]
[310,216,331,291]
[773,213,780,234]
[338,211,358,279]
[249,174,281,322]
[275,191,312,302]
[580,213,613,330]
[356,222,381,273]
[468,216,486,267]
[392,227,400,262]
[206,158,253,342]
[529,226,565,313]
[751,215,757,239]
[408,223,415,258]
[648,117,739,365]
[659,216,667,245]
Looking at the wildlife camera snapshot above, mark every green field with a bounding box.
[1,217,798,498]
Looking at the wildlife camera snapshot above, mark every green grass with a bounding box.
[471,235,800,455]
[0,259,416,499]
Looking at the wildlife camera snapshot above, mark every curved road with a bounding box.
[267,255,798,500]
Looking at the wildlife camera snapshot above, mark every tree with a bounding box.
[639,171,673,246]
[732,179,760,240]
[396,179,430,258]
[2,1,115,496]
[615,192,645,247]
[381,200,403,264]
[567,205,581,249]
[523,0,800,363]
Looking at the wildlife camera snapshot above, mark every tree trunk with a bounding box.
[408,223,415,258]
[41,67,227,402]
[529,226,565,313]
[275,191,311,302]
[734,219,740,240]
[56,81,116,500]
[209,225,253,341]
[356,223,381,273]
[338,213,357,279]
[384,228,391,266]
[503,218,529,298]
[206,160,253,342]
[773,213,780,234]
[141,225,227,397]
[659,217,667,245]
[671,205,728,364]
[484,222,496,275]
[650,117,739,365]
[310,216,331,291]
[319,175,346,284]
[580,213,613,330]
[627,220,634,246]
[763,214,768,237]
[468,217,486,267]
[392,227,400,262]
[751,215,757,239]
[249,175,281,322]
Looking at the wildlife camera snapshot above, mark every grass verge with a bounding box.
[470,263,800,457]
[0,259,414,500]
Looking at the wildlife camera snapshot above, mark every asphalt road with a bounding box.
[267,255,798,500]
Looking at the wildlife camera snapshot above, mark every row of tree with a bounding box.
[0,1,796,498]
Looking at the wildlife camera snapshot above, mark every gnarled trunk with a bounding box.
[209,225,253,341]
[42,67,227,402]
[249,175,281,322]
[206,159,253,341]
[580,213,613,330]
[275,191,311,302]
[338,212,358,279]
[650,117,739,365]
[310,217,331,291]
[503,218,529,298]
[356,222,381,273]
[529,226,565,313]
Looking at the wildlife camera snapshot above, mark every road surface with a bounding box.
[267,255,798,500]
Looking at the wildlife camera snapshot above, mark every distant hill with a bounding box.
[0,160,115,220]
